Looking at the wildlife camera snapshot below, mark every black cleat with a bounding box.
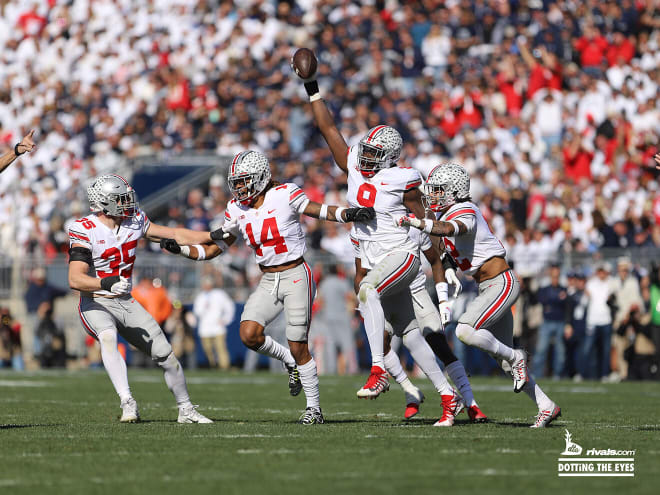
[298,407,324,425]
[286,364,302,396]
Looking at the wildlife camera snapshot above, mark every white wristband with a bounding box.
[319,204,328,220]
[192,244,206,260]
[309,93,322,102]
[435,282,449,302]
[423,220,433,234]
[448,220,459,235]
[180,245,191,257]
[335,207,346,223]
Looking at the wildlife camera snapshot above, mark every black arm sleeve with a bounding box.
[69,246,93,266]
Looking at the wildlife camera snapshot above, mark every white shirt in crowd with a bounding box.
[193,289,236,338]
[585,275,616,327]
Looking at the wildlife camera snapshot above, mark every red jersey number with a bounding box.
[76,218,96,230]
[357,183,377,207]
[443,238,472,272]
[246,218,288,257]
[97,240,138,278]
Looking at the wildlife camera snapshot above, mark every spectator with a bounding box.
[35,301,67,368]
[192,276,235,370]
[565,272,588,380]
[583,262,617,380]
[0,129,36,174]
[0,307,22,369]
[132,276,173,326]
[164,300,197,370]
[23,267,67,369]
[533,264,569,379]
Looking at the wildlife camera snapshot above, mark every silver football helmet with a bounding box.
[357,125,402,177]
[87,174,138,218]
[424,162,470,212]
[228,150,271,205]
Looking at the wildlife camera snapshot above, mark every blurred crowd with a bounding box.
[0,0,659,271]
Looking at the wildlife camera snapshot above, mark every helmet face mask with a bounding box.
[423,183,451,212]
[357,126,402,178]
[228,151,271,205]
[87,175,138,218]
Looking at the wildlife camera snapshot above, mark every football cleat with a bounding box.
[177,404,213,424]
[285,364,303,397]
[404,388,425,420]
[120,397,140,423]
[356,366,390,399]
[298,407,324,425]
[434,390,465,427]
[467,405,488,423]
[530,404,561,428]
[511,349,529,393]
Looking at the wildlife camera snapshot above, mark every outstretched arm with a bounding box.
[159,237,236,261]
[397,215,471,237]
[0,129,36,174]
[302,201,375,223]
[145,222,214,245]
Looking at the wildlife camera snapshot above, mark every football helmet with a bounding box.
[228,150,271,205]
[357,125,402,177]
[87,174,138,218]
[424,163,470,212]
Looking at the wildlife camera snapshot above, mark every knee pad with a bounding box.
[286,307,309,342]
[455,323,475,345]
[358,283,377,304]
[150,332,173,362]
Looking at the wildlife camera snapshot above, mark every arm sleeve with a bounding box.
[288,184,310,214]
[223,206,241,237]
[138,210,151,235]
[68,227,92,250]
[455,213,476,233]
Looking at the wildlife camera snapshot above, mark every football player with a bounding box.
[162,150,375,425]
[396,163,562,428]
[68,174,213,424]
[293,53,471,425]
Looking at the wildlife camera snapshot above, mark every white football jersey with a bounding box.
[346,145,421,269]
[68,210,150,296]
[436,202,506,276]
[351,226,431,294]
[224,183,309,267]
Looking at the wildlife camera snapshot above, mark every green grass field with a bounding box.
[1,370,659,495]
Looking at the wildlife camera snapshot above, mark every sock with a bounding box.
[359,286,385,368]
[403,328,453,396]
[158,352,192,408]
[455,323,515,362]
[523,375,553,411]
[446,360,477,407]
[383,349,416,392]
[298,358,320,410]
[257,335,295,368]
[98,330,131,402]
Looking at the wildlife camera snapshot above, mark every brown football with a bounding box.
[292,48,317,79]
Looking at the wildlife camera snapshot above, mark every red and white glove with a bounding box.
[438,301,452,327]
[394,214,422,229]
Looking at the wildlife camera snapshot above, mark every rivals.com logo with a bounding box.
[557,430,634,477]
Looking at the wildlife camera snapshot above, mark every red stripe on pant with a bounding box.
[303,262,314,331]
[376,254,415,294]
[474,271,513,329]
[78,299,98,340]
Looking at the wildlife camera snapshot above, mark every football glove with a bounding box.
[343,207,375,222]
[445,268,462,298]
[438,301,452,326]
[394,214,422,229]
[160,238,181,254]
[100,275,131,295]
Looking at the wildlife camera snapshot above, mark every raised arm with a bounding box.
[0,129,36,174]
[291,49,349,172]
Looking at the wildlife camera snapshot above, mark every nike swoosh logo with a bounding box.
[380,182,388,185]
[293,279,302,284]
[268,209,276,214]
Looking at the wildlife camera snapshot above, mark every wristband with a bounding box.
[304,80,320,97]
[192,244,206,260]
[14,143,24,156]
[335,207,346,223]
[309,93,322,102]
[319,204,328,220]
[448,220,459,235]
[423,220,433,234]
[435,282,449,302]
[100,276,120,292]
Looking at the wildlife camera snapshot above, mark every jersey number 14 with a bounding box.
[246,218,288,256]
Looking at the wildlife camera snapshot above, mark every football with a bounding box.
[291,48,317,80]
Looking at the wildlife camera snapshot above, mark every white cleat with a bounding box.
[433,390,465,427]
[177,404,213,424]
[511,350,529,393]
[530,404,561,428]
[120,397,140,423]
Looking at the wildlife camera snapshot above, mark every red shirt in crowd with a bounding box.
[527,63,562,99]
[606,39,635,66]
[574,36,609,67]
[563,145,593,182]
